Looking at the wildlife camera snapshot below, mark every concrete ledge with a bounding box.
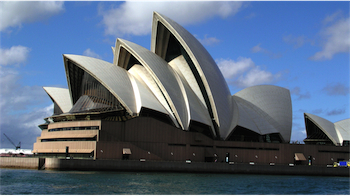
[1,157,348,176]
[45,158,349,177]
[0,157,42,169]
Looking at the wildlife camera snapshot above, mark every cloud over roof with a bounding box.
[99,1,245,37]
[0,1,64,32]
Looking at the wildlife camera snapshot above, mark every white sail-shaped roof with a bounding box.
[335,119,350,142]
[174,65,216,136]
[63,54,137,115]
[128,57,214,135]
[114,38,189,130]
[304,113,341,145]
[232,96,278,135]
[231,96,260,134]
[169,55,207,108]
[127,69,169,116]
[233,85,292,142]
[63,54,171,120]
[43,87,72,113]
[151,11,234,139]
[305,113,350,146]
[128,64,179,127]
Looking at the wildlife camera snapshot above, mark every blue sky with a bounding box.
[0,1,349,149]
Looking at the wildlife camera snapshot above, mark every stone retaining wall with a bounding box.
[1,157,348,177]
[0,157,43,169]
[45,158,349,177]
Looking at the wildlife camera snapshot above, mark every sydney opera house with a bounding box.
[33,12,349,165]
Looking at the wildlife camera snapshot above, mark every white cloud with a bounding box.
[0,46,51,149]
[323,10,343,25]
[0,67,19,98]
[310,15,350,60]
[290,87,311,100]
[83,48,102,59]
[197,35,220,46]
[22,104,53,130]
[322,83,349,96]
[217,57,254,79]
[283,35,312,49]
[1,104,53,149]
[245,12,256,19]
[99,1,245,37]
[307,107,346,117]
[326,108,345,116]
[197,35,221,46]
[0,67,52,149]
[0,46,30,66]
[236,67,280,88]
[0,67,47,112]
[217,57,282,88]
[251,43,282,59]
[251,44,263,53]
[312,109,323,114]
[0,1,64,32]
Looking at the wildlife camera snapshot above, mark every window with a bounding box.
[48,126,99,132]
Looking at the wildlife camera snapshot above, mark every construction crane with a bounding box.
[3,133,21,150]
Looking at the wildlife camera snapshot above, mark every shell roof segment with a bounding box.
[305,113,350,145]
[232,96,279,136]
[334,119,350,142]
[128,64,174,115]
[304,113,340,145]
[114,38,189,130]
[168,55,207,109]
[63,54,137,115]
[113,37,215,134]
[128,64,178,127]
[233,85,292,142]
[43,87,72,113]
[151,11,234,139]
[174,65,216,137]
[127,66,170,116]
